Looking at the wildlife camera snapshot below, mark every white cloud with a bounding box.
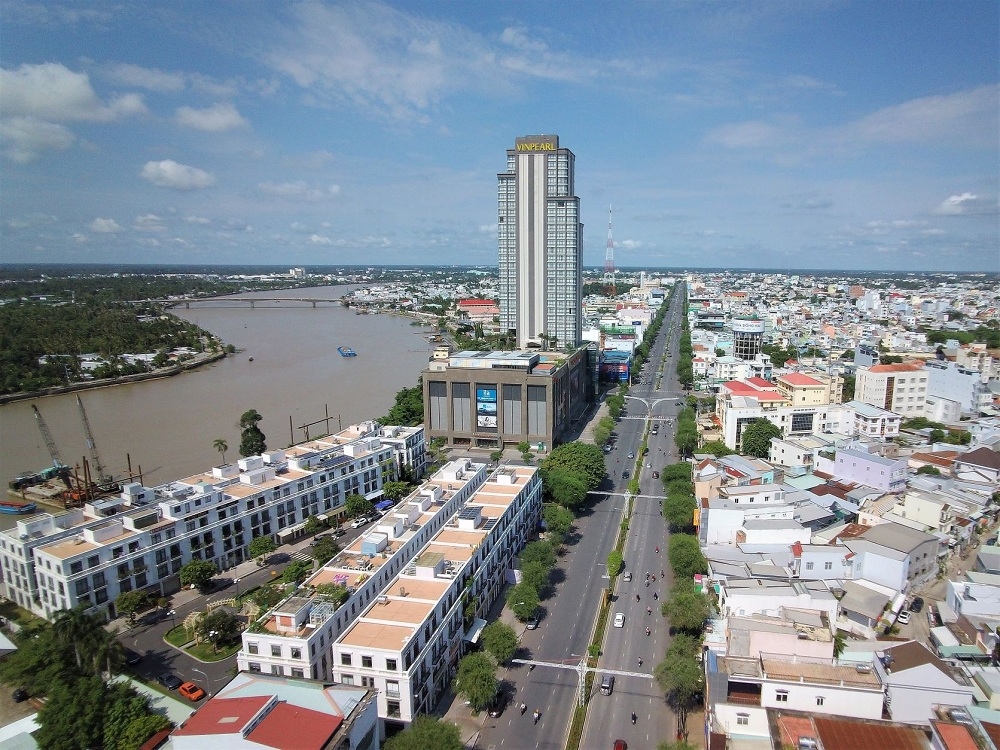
[72,233,87,242]
[105,62,185,92]
[90,217,123,233]
[849,85,999,146]
[308,234,333,244]
[932,192,998,216]
[0,116,74,162]
[141,159,215,189]
[258,181,341,200]
[1,62,147,122]
[619,239,643,249]
[184,215,211,224]
[133,214,167,232]
[478,223,498,234]
[705,120,782,149]
[175,102,248,131]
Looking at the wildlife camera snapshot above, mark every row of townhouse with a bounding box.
[239,461,543,732]
[0,422,424,622]
[236,457,490,682]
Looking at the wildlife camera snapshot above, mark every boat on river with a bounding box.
[338,346,357,357]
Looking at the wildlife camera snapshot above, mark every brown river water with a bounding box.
[0,286,436,525]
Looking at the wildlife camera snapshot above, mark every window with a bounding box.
[69,561,83,574]
[776,691,788,703]
[248,643,259,655]
[291,668,305,678]
[361,655,373,668]
[386,658,398,671]
[340,654,352,666]
[341,674,354,685]
[816,696,825,706]
[248,662,261,673]
[805,562,814,570]
[271,645,281,657]
[824,561,833,570]
[387,700,401,718]
[291,647,302,660]
[737,713,749,726]
[386,680,400,698]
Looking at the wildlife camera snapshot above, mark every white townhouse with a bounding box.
[875,640,976,724]
[717,579,840,632]
[0,422,413,622]
[237,458,490,683]
[331,465,543,731]
[837,521,941,593]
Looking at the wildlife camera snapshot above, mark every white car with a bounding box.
[613,612,625,628]
[897,610,911,625]
[623,571,632,582]
[350,517,370,529]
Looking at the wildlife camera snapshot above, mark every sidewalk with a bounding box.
[439,587,527,748]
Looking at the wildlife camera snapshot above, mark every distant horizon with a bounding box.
[1,262,997,279]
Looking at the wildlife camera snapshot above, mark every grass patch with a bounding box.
[566,703,588,750]
[164,625,190,647]
[0,600,44,631]
[184,640,241,662]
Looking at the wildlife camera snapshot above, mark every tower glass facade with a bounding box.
[498,135,583,350]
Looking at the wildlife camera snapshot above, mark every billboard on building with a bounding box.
[476,387,498,428]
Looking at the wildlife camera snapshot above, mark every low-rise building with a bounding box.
[0,422,413,621]
[717,579,839,630]
[874,640,975,724]
[855,362,928,418]
[832,447,908,493]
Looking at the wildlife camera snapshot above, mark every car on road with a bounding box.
[623,571,632,582]
[124,648,143,666]
[178,681,206,702]
[157,673,183,690]
[604,445,612,453]
[627,452,634,459]
[621,471,629,479]
[909,597,924,612]
[350,517,370,529]
[613,612,625,628]
[652,471,660,479]
[525,615,539,630]
[897,610,911,625]
[613,740,627,750]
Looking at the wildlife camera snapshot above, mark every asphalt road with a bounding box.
[478,285,687,749]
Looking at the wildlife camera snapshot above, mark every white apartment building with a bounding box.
[855,363,928,418]
[332,465,542,730]
[839,400,902,439]
[237,458,489,682]
[0,421,412,621]
[924,360,993,415]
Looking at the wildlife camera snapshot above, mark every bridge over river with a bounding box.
[151,297,350,309]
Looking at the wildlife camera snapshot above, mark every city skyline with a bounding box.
[2,1,998,271]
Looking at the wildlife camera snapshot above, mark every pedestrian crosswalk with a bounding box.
[290,550,313,563]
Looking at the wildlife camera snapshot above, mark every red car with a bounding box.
[178,682,206,702]
[614,741,627,750]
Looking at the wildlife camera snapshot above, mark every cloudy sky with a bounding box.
[2,0,998,271]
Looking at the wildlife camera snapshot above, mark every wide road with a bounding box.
[583,283,687,749]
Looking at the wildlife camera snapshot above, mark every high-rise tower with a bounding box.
[497,135,583,350]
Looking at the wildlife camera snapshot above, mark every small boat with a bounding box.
[0,502,37,515]
[338,347,357,357]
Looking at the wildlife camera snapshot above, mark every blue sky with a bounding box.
[2,0,998,272]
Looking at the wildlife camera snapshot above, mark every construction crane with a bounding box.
[30,404,71,487]
[76,395,112,485]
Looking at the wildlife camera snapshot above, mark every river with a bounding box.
[0,285,436,523]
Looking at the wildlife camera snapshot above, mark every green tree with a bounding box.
[481,622,518,665]
[506,582,540,621]
[384,715,463,750]
[118,713,172,750]
[668,534,707,579]
[311,537,340,563]
[213,438,228,465]
[382,481,411,501]
[542,442,606,489]
[52,606,107,674]
[929,428,945,443]
[179,559,218,592]
[519,541,556,571]
[607,549,624,577]
[115,590,151,626]
[654,634,704,741]
[345,493,375,518]
[280,559,314,584]
[380,384,424,426]
[250,584,284,610]
[196,608,242,651]
[249,535,277,567]
[542,504,574,541]
[739,418,781,458]
[520,561,550,597]
[36,675,106,750]
[453,652,499,711]
[314,583,350,606]
[663,583,711,633]
[544,469,588,510]
[916,465,941,476]
[238,408,267,457]
[674,426,697,457]
[490,450,504,464]
[699,440,733,457]
[663,493,697,533]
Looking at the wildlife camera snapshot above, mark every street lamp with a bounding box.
[168,609,176,630]
[191,667,211,696]
[234,577,241,598]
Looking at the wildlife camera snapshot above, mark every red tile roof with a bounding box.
[173,696,271,737]
[457,299,496,307]
[779,372,823,386]
[932,721,978,750]
[247,702,342,750]
[957,446,1000,470]
[868,363,924,373]
[813,715,927,750]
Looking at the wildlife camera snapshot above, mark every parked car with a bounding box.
[350,517,370,529]
[178,681,206,702]
[11,688,28,703]
[525,615,539,630]
[157,673,183,690]
[910,597,924,612]
[613,612,625,628]
[897,610,911,625]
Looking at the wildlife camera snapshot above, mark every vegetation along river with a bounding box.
[0,286,436,521]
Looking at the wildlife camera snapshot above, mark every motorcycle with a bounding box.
[520,702,527,715]
[631,712,637,725]
[645,627,650,636]
[533,710,541,725]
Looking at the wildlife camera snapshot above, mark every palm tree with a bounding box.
[213,438,228,465]
[52,605,103,673]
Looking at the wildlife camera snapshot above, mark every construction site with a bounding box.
[5,397,143,513]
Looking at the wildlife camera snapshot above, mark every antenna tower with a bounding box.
[603,205,616,295]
